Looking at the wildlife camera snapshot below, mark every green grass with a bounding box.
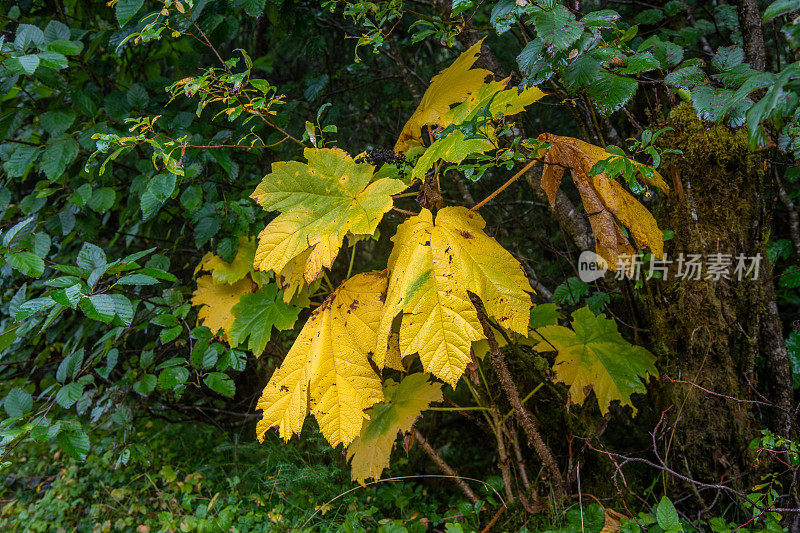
[0,419,484,532]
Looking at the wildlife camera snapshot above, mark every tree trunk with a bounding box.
[641,104,793,488]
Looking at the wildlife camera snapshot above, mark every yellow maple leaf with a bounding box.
[395,38,545,155]
[538,133,667,269]
[197,237,257,284]
[191,275,255,341]
[347,373,442,484]
[394,39,492,153]
[251,148,406,286]
[255,272,387,447]
[375,206,531,386]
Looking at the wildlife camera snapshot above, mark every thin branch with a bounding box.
[469,292,566,498]
[412,428,479,504]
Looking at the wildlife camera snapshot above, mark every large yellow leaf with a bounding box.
[533,307,657,414]
[394,39,492,153]
[191,275,255,341]
[375,206,531,386]
[251,148,406,286]
[197,237,257,284]
[255,272,387,447]
[538,133,667,269]
[395,39,546,155]
[346,373,442,484]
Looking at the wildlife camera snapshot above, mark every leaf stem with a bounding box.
[428,406,490,412]
[321,271,335,292]
[502,382,544,424]
[471,160,537,211]
[347,242,357,279]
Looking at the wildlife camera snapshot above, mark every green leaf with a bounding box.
[110,294,134,326]
[158,366,190,390]
[3,145,40,177]
[79,294,116,323]
[15,296,56,320]
[3,54,38,75]
[88,187,116,213]
[137,267,177,282]
[529,303,563,329]
[55,382,84,409]
[581,9,620,27]
[147,173,176,202]
[586,292,611,314]
[117,274,159,285]
[490,0,529,35]
[229,284,300,356]
[140,190,163,221]
[664,0,687,16]
[764,0,800,22]
[160,325,183,343]
[153,314,179,327]
[133,374,157,396]
[237,0,267,17]
[4,387,33,418]
[45,39,84,56]
[656,496,682,532]
[180,185,202,211]
[412,130,494,182]
[0,326,19,353]
[534,5,584,53]
[127,83,149,108]
[3,217,37,248]
[37,51,68,70]
[194,216,221,247]
[43,20,71,42]
[15,24,44,50]
[56,430,90,461]
[41,138,79,181]
[664,65,706,89]
[40,110,75,135]
[563,55,601,89]
[56,349,85,383]
[77,243,107,270]
[712,46,744,72]
[691,86,737,123]
[6,251,45,277]
[51,284,82,309]
[534,307,657,413]
[779,266,800,288]
[204,372,235,397]
[586,72,638,115]
[346,374,442,483]
[634,8,664,25]
[116,0,144,26]
[552,277,589,305]
[618,52,661,75]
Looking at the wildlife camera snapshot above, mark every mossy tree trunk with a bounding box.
[641,104,794,486]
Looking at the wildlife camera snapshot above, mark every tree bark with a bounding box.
[736,0,767,71]
[642,104,793,488]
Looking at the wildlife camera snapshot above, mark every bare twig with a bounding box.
[469,293,566,498]
[412,428,479,504]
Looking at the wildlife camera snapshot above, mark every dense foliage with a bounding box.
[1,0,799,530]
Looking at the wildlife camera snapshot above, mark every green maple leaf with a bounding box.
[346,373,442,484]
[534,306,656,414]
[251,148,406,286]
[229,284,301,356]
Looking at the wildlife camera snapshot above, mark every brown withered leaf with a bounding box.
[538,133,667,270]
